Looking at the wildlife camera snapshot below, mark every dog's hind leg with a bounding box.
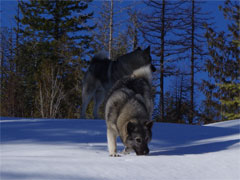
[93,88,105,119]
[81,86,95,119]
[81,71,103,119]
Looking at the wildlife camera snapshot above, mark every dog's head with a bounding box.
[125,120,153,155]
[135,46,156,72]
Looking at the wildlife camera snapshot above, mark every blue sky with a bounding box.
[1,1,228,31]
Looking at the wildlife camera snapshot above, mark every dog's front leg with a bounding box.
[107,128,120,157]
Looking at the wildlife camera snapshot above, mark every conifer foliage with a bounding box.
[203,0,240,121]
[1,0,95,118]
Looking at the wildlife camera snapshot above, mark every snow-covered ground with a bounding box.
[1,118,240,180]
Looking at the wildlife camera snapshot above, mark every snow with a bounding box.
[1,118,240,180]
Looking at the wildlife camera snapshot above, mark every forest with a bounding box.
[0,0,239,124]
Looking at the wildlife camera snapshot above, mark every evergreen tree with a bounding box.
[18,0,94,60]
[0,28,17,116]
[203,0,240,121]
[15,0,95,118]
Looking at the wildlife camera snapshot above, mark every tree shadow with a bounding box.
[150,139,239,156]
[149,122,240,156]
[1,118,107,144]
[1,171,106,180]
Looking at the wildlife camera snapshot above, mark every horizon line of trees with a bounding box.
[1,0,239,124]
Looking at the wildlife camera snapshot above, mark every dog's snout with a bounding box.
[136,148,149,156]
[144,149,149,155]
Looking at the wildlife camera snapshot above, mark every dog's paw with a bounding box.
[122,147,132,155]
[122,151,130,155]
[109,153,121,157]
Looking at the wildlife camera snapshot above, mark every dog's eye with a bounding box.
[135,138,142,143]
[128,137,133,141]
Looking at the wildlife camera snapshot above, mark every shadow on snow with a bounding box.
[1,118,239,155]
[1,118,107,144]
[150,122,240,156]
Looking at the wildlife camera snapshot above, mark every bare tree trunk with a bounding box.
[133,31,138,50]
[0,38,3,91]
[39,85,45,118]
[108,0,113,59]
[179,75,185,123]
[128,10,139,50]
[160,0,165,121]
[16,0,20,62]
[37,67,65,119]
[15,0,21,117]
[132,15,138,50]
[190,0,195,124]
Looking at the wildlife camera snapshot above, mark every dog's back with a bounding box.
[86,55,111,84]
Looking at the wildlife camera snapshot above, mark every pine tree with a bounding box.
[0,28,16,116]
[203,0,240,121]
[16,0,95,118]
[18,0,94,60]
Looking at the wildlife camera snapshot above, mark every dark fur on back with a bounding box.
[88,47,153,88]
[88,56,110,84]
[110,47,152,83]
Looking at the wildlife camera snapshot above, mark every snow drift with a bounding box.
[1,118,240,180]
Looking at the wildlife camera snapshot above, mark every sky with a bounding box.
[0,0,231,112]
[0,1,229,32]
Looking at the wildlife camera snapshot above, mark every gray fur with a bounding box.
[105,65,154,156]
[81,47,155,119]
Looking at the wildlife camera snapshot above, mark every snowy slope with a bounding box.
[1,118,240,180]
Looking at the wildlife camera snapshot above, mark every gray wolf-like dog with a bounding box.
[81,47,155,119]
[105,64,154,156]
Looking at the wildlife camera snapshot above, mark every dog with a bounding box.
[105,64,154,156]
[81,47,156,119]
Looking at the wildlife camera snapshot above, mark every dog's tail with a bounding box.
[131,64,152,84]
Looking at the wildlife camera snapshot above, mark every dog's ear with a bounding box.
[145,121,153,130]
[127,122,135,134]
[144,46,150,54]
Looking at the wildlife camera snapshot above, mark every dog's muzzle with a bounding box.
[136,148,149,156]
